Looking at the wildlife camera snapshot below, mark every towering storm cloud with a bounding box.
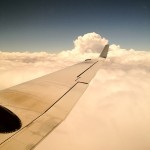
[0,33,150,150]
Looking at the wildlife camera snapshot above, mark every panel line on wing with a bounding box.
[77,81,88,84]
[76,61,98,78]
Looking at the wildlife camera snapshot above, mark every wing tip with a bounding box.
[99,44,109,58]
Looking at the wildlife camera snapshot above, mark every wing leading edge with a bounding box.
[0,44,109,150]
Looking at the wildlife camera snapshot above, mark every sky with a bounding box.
[0,33,150,149]
[0,0,150,149]
[0,0,150,52]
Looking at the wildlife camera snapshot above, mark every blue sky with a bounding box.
[0,0,149,52]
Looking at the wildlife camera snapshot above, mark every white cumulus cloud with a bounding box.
[73,32,108,53]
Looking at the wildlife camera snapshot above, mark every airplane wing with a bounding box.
[0,44,109,150]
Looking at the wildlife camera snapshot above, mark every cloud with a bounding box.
[73,32,108,53]
[0,51,79,90]
[0,32,150,150]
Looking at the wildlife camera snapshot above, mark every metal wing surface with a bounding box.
[0,45,109,150]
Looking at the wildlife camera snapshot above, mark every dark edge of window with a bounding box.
[0,105,22,133]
